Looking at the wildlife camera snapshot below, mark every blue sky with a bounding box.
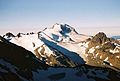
[0,0,120,36]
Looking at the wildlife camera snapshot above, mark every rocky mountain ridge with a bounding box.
[1,23,120,81]
[0,36,120,81]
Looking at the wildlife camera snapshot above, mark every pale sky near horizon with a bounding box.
[0,0,120,36]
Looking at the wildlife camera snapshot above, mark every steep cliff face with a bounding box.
[85,32,120,69]
[34,44,76,67]
[0,36,48,81]
[1,23,120,81]
[3,24,88,67]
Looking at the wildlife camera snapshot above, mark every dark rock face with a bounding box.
[1,31,120,81]
[3,32,15,40]
[102,42,116,50]
[0,36,48,81]
[61,24,71,33]
[3,32,15,38]
[34,44,77,67]
[16,33,25,38]
[86,32,120,69]
[88,32,107,47]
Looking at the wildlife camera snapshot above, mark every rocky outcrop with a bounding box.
[34,44,76,67]
[85,32,120,69]
[88,32,107,47]
[3,32,15,40]
[1,28,120,81]
[0,36,48,81]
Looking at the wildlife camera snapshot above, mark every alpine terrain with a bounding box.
[1,23,120,81]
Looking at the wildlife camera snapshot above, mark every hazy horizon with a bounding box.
[0,24,120,37]
[0,0,120,36]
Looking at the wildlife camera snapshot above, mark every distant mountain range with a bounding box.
[111,35,120,40]
[0,23,120,81]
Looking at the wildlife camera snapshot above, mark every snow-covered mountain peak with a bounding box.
[2,24,91,66]
[51,23,77,34]
[1,24,120,81]
[51,23,62,31]
[40,23,88,42]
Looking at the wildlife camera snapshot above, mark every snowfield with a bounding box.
[6,23,90,64]
[1,23,120,81]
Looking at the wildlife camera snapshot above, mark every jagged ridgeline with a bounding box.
[86,32,120,69]
[1,24,120,81]
[3,23,89,67]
